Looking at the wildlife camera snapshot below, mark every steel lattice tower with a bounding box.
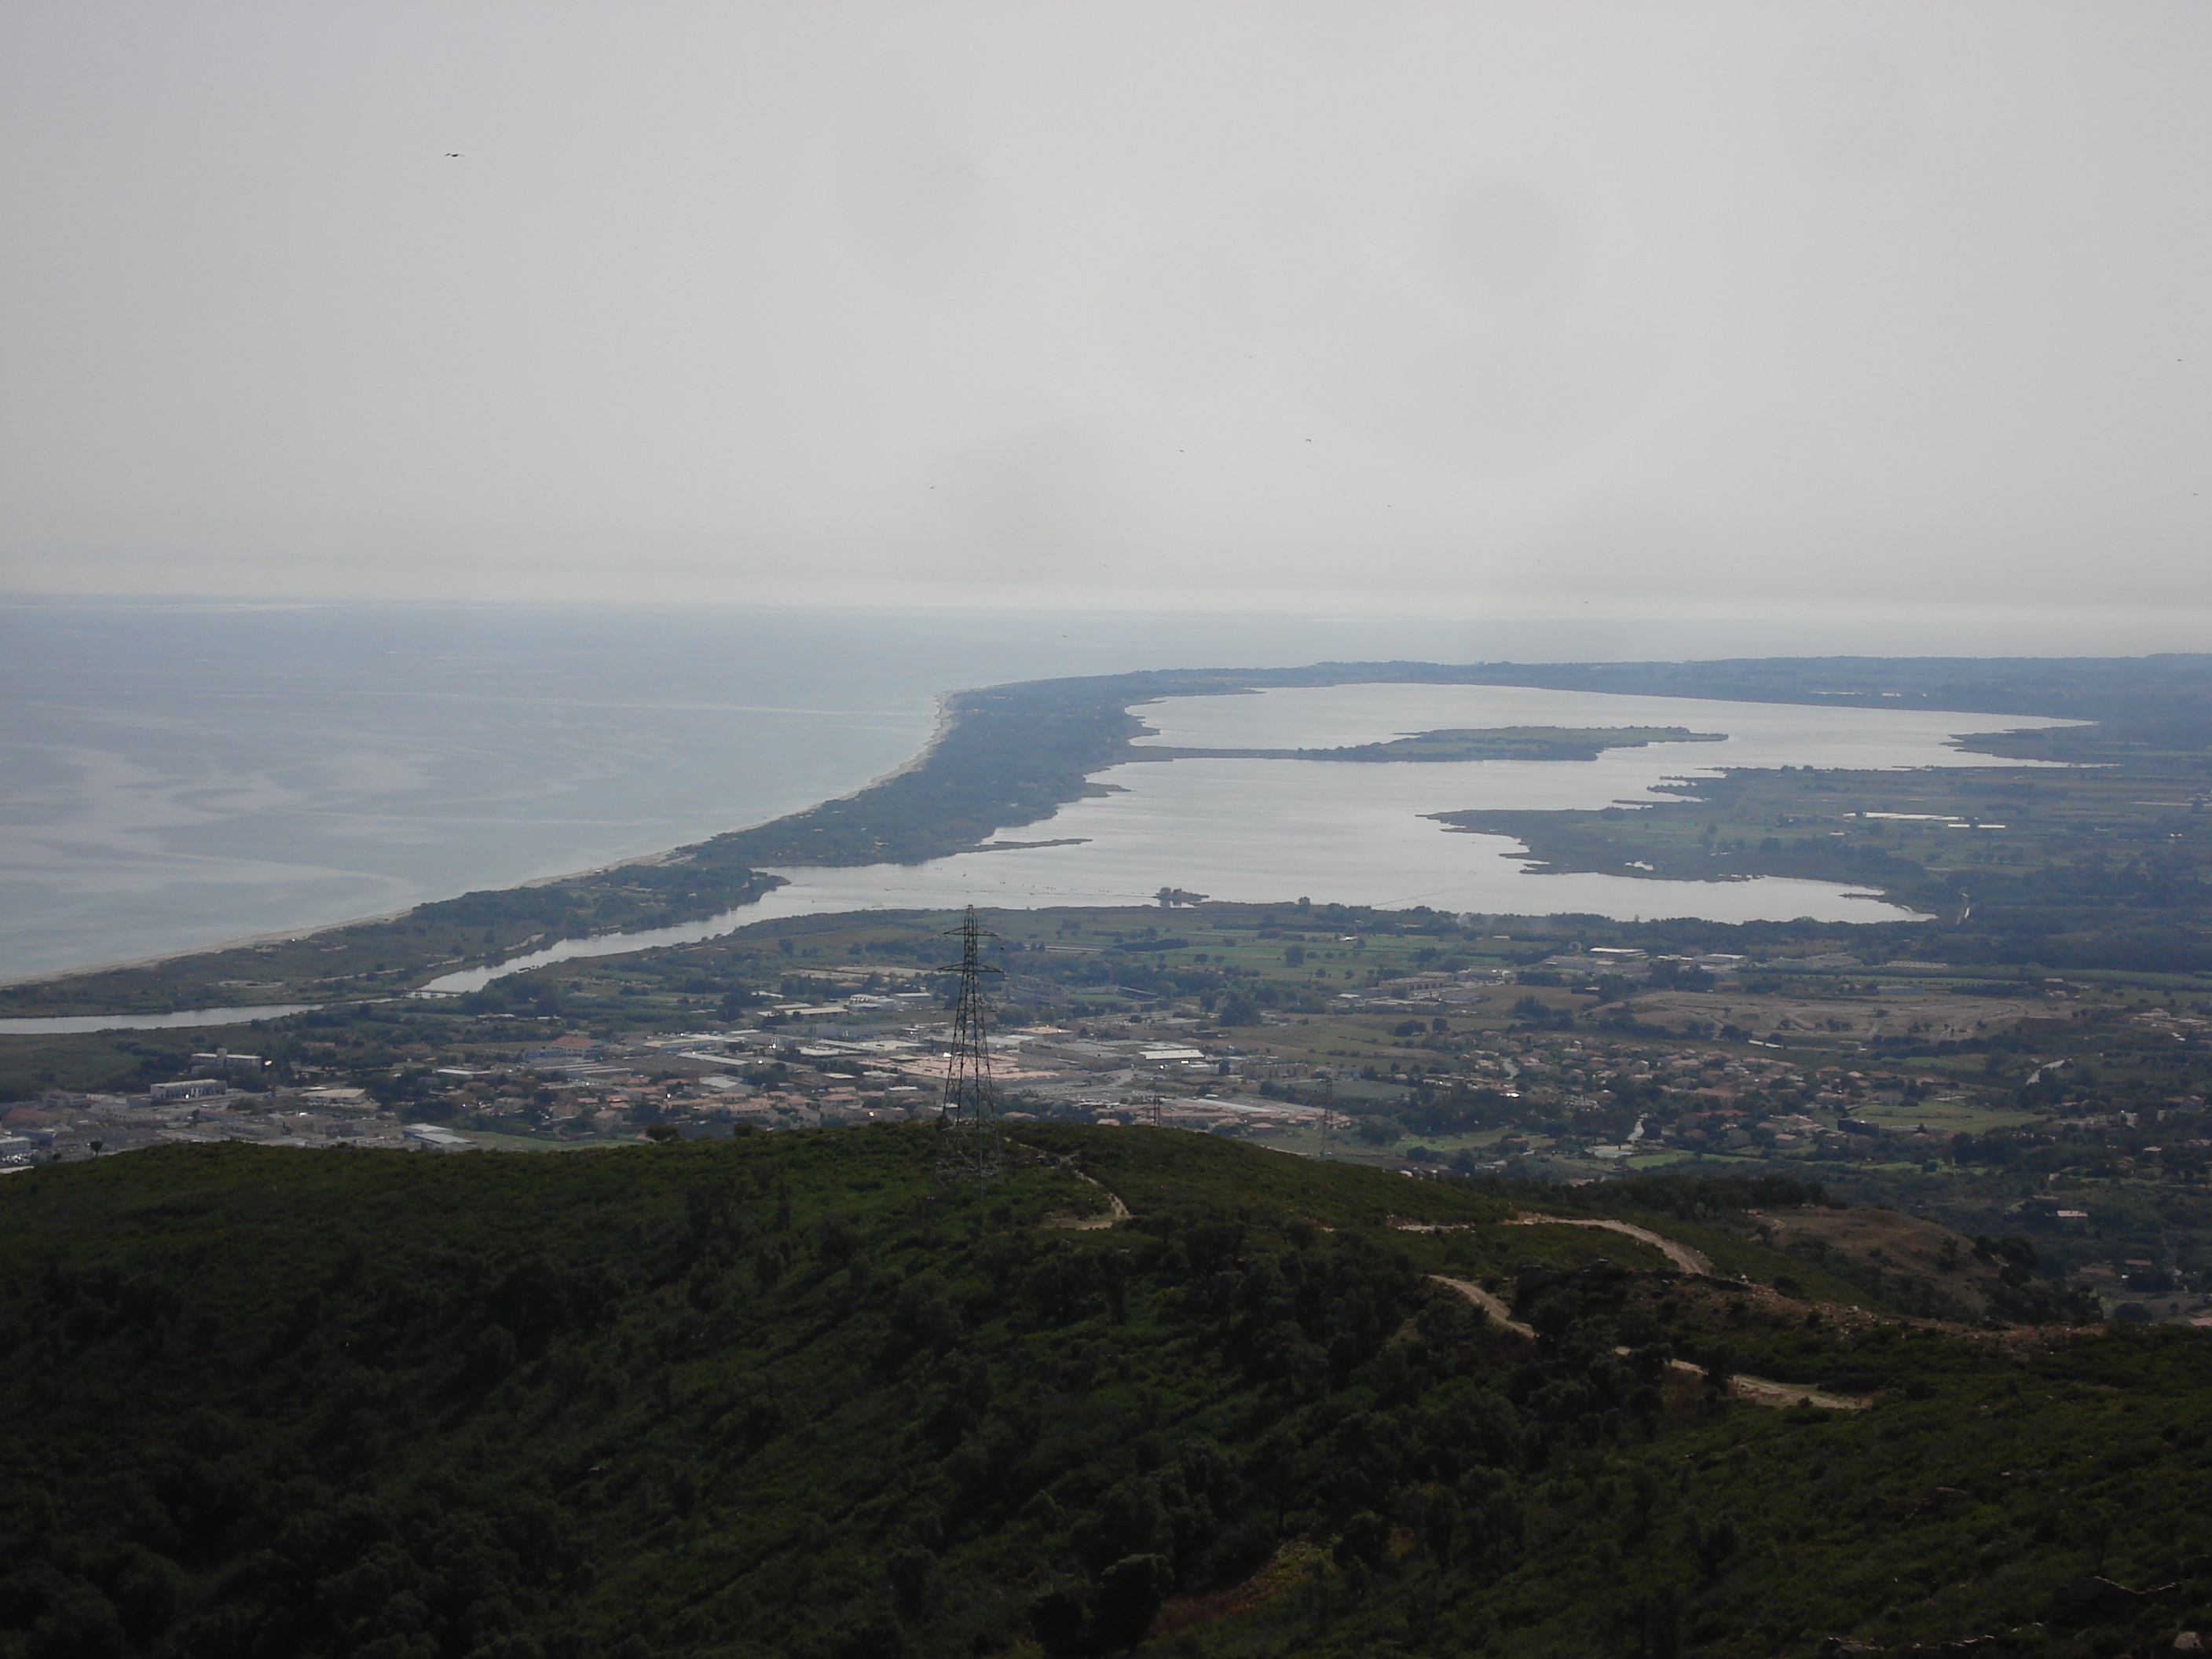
[934,906,1004,1192]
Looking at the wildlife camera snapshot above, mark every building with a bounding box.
[1137,1046,1207,1070]
[150,1079,229,1104]
[402,1123,478,1152]
[189,1052,266,1076]
[522,1036,608,1063]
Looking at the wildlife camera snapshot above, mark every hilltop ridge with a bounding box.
[2,1129,2208,1657]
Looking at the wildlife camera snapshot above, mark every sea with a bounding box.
[2,601,2075,1022]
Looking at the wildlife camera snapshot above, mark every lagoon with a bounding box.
[425,683,2071,992]
[0,1004,323,1035]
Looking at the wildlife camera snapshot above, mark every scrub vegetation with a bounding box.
[5,1129,2211,1659]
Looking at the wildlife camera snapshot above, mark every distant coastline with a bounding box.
[2,651,2192,1019]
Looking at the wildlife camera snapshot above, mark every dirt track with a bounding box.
[1037,1166,1131,1230]
[1429,1276,1536,1336]
[1508,1213,1714,1276]
[1426,1276,1872,1411]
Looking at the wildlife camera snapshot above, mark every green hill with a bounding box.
[2,1130,2207,1659]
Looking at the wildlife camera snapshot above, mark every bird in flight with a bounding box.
[445,152,463,158]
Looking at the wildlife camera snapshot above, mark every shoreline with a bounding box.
[0,689,974,995]
[844,690,961,796]
[0,906,428,993]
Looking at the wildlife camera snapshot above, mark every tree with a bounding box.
[885,1546,937,1619]
[1333,1511,1391,1573]
[1093,1555,1172,1649]
[1419,1487,1463,1567]
[1027,1588,1085,1654]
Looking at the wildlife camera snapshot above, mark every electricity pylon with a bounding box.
[934,906,1004,1192]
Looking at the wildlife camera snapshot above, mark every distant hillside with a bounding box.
[2,1129,2209,1658]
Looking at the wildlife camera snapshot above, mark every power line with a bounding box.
[934,906,1004,1193]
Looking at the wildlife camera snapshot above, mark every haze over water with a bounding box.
[3,5,2200,987]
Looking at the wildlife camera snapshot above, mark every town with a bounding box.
[9,902,2207,1332]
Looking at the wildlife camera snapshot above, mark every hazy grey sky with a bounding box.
[2,2,2205,638]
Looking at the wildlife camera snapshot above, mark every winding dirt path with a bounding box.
[1507,1213,1713,1276]
[1035,1165,1130,1230]
[1428,1276,1536,1337]
[1426,1278,1870,1410]
[1722,1371,1870,1411]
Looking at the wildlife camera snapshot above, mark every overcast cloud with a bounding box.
[1,2,2205,638]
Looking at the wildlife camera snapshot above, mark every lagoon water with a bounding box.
[0,1005,324,1035]
[424,682,2072,994]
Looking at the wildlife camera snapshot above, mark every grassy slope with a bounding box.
[2,1131,2210,1659]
